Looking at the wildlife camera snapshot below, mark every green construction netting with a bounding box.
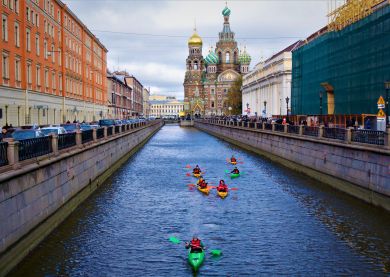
[292,4,390,115]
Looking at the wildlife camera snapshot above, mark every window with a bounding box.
[35,13,39,27]
[57,10,60,22]
[14,22,19,46]
[44,69,48,88]
[51,45,54,63]
[31,10,34,25]
[15,57,20,82]
[59,74,62,91]
[2,15,8,41]
[226,52,230,63]
[36,65,41,86]
[35,34,39,55]
[14,0,19,13]
[58,49,61,65]
[52,72,56,89]
[27,62,32,84]
[211,88,215,95]
[26,28,31,51]
[9,0,13,10]
[2,53,9,79]
[44,39,47,59]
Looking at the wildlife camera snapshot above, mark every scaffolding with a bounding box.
[328,0,388,31]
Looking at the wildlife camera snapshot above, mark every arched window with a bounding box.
[226,52,230,63]
[234,52,238,64]
[193,60,198,70]
[218,52,222,64]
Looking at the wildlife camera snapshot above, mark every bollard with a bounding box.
[271,122,275,132]
[284,124,288,133]
[346,127,353,144]
[319,125,324,138]
[299,125,303,136]
[92,128,97,142]
[104,126,108,139]
[75,130,82,148]
[51,134,59,155]
[4,138,20,169]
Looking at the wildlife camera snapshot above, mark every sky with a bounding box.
[63,0,333,99]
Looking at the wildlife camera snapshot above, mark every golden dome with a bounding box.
[188,32,203,46]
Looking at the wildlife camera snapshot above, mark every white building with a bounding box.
[150,98,184,118]
[242,41,302,118]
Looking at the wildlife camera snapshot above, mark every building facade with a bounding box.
[150,97,184,118]
[0,0,107,126]
[291,0,390,116]
[142,87,150,117]
[242,42,302,118]
[125,75,143,116]
[106,71,132,119]
[183,4,251,117]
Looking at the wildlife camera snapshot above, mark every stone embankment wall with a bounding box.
[0,120,163,276]
[195,121,390,212]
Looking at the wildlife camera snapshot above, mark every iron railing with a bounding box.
[303,126,319,137]
[58,133,77,150]
[107,126,113,136]
[323,127,346,141]
[288,125,300,134]
[274,124,285,132]
[256,123,263,129]
[115,125,120,133]
[19,136,52,161]
[265,123,273,131]
[97,128,104,139]
[0,142,8,166]
[351,129,385,145]
[248,122,255,128]
[82,130,94,144]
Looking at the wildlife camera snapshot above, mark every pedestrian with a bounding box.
[365,118,371,130]
[0,126,8,141]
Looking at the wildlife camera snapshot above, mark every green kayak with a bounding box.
[230,173,240,179]
[188,249,205,272]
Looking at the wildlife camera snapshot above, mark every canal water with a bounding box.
[11,125,390,276]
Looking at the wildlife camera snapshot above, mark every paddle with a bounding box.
[169,236,182,244]
[169,237,222,256]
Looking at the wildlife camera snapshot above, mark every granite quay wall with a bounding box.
[0,120,163,276]
[195,120,390,212]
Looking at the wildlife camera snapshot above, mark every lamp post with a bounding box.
[319,91,323,124]
[263,101,267,117]
[385,81,390,127]
[228,106,232,116]
[285,97,289,120]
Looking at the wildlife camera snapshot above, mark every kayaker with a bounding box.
[193,165,201,174]
[231,167,240,174]
[198,178,208,189]
[185,236,205,253]
[217,180,228,192]
[230,156,237,163]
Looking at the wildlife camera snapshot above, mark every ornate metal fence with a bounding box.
[323,127,346,141]
[274,124,285,132]
[0,142,8,166]
[115,125,120,133]
[265,123,273,131]
[19,137,52,161]
[82,130,94,144]
[303,126,319,137]
[58,133,77,150]
[97,128,105,139]
[351,130,385,145]
[287,125,300,134]
[107,126,113,136]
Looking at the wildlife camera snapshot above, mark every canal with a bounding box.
[11,125,390,276]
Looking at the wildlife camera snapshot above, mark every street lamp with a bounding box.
[319,91,323,124]
[285,97,289,119]
[385,81,390,127]
[228,106,232,116]
[263,100,267,118]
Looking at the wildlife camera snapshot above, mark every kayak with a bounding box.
[230,173,240,179]
[188,249,205,272]
[197,185,211,195]
[217,190,228,199]
[229,161,237,165]
[193,172,202,178]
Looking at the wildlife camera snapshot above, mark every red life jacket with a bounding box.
[231,158,237,162]
[191,239,201,248]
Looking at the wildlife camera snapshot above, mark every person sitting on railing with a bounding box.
[231,167,240,174]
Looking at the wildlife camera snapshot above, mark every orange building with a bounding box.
[0,0,107,126]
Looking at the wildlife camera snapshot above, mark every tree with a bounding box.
[225,76,242,115]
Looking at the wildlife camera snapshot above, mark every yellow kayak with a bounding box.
[229,161,237,165]
[217,190,228,199]
[197,186,211,195]
[193,172,202,178]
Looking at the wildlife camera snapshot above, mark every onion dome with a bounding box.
[188,31,203,47]
[205,48,219,65]
[239,47,251,65]
[222,5,231,17]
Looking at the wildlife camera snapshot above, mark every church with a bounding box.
[183,4,251,117]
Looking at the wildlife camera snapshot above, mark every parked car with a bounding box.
[80,124,93,131]
[98,119,115,127]
[40,127,67,136]
[12,129,44,140]
[60,123,81,133]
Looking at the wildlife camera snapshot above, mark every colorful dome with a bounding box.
[188,32,203,46]
[239,48,251,64]
[205,49,219,65]
[222,6,231,17]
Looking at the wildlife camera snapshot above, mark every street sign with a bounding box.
[377,109,386,118]
[377,96,385,109]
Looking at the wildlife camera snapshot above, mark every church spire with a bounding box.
[219,3,234,41]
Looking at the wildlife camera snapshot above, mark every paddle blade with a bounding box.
[225,170,230,174]
[188,184,195,187]
[210,249,222,256]
[169,237,181,244]
[185,165,191,168]
[186,173,191,176]
[230,188,238,191]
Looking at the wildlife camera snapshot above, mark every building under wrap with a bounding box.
[291,1,390,116]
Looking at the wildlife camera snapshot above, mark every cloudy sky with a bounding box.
[63,0,332,99]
